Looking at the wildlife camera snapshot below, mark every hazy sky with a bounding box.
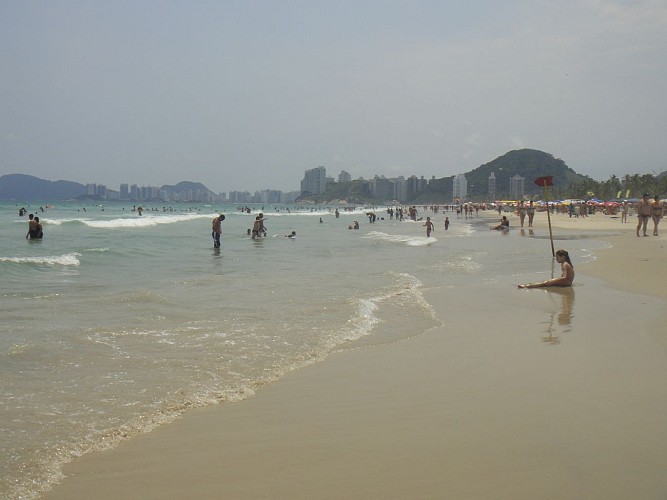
[2,1,666,193]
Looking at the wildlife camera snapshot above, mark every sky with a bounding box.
[1,0,666,194]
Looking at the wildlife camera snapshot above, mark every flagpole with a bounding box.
[535,176,556,257]
[544,184,555,257]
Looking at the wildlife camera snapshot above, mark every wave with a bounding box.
[0,253,81,266]
[363,230,437,246]
[78,214,213,229]
[331,272,438,347]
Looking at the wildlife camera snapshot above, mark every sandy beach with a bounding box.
[43,211,667,500]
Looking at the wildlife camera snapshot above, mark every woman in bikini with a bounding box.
[651,195,663,236]
[518,249,574,288]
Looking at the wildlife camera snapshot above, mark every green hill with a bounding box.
[465,149,590,199]
[415,149,591,202]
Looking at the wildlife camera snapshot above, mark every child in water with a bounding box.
[518,249,574,288]
[423,216,434,237]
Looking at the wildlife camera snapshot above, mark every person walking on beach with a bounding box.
[212,214,225,248]
[423,216,434,237]
[518,201,527,227]
[518,249,574,288]
[621,202,628,223]
[636,193,652,237]
[651,195,663,236]
[527,201,536,227]
[444,217,450,230]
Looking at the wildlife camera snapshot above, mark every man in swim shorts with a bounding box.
[212,214,225,248]
[636,193,651,237]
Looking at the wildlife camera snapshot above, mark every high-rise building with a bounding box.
[338,170,352,183]
[510,175,525,200]
[301,166,327,195]
[369,176,394,201]
[488,172,496,201]
[452,174,467,202]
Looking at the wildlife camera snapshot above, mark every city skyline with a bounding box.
[2,2,666,193]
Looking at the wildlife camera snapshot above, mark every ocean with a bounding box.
[0,200,607,499]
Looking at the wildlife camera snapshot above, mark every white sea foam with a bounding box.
[363,230,437,246]
[332,272,436,347]
[81,213,207,228]
[0,253,81,266]
[40,217,90,226]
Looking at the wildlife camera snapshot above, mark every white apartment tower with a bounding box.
[300,166,327,195]
[452,174,467,202]
[488,172,496,200]
[510,174,525,200]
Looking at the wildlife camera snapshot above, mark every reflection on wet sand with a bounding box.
[541,287,575,344]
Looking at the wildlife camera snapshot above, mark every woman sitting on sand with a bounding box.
[518,249,574,288]
[491,216,509,230]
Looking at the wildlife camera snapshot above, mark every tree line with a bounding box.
[567,173,667,200]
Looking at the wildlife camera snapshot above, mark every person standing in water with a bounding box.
[212,214,225,248]
[26,214,39,239]
[423,216,434,237]
[518,250,574,288]
[34,216,43,239]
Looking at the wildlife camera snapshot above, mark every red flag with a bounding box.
[534,176,553,187]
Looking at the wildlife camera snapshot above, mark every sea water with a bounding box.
[0,201,609,499]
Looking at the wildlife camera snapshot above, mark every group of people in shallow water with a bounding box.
[25,213,44,240]
[212,212,295,247]
[209,211,575,290]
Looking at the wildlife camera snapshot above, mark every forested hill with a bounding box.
[466,149,590,198]
[416,149,591,202]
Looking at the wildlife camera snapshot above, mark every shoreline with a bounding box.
[43,212,667,500]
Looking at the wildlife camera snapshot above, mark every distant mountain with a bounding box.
[0,174,86,201]
[159,181,217,198]
[0,174,221,201]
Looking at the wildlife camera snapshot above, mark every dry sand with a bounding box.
[43,212,667,500]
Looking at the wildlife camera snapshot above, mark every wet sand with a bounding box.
[43,212,667,500]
